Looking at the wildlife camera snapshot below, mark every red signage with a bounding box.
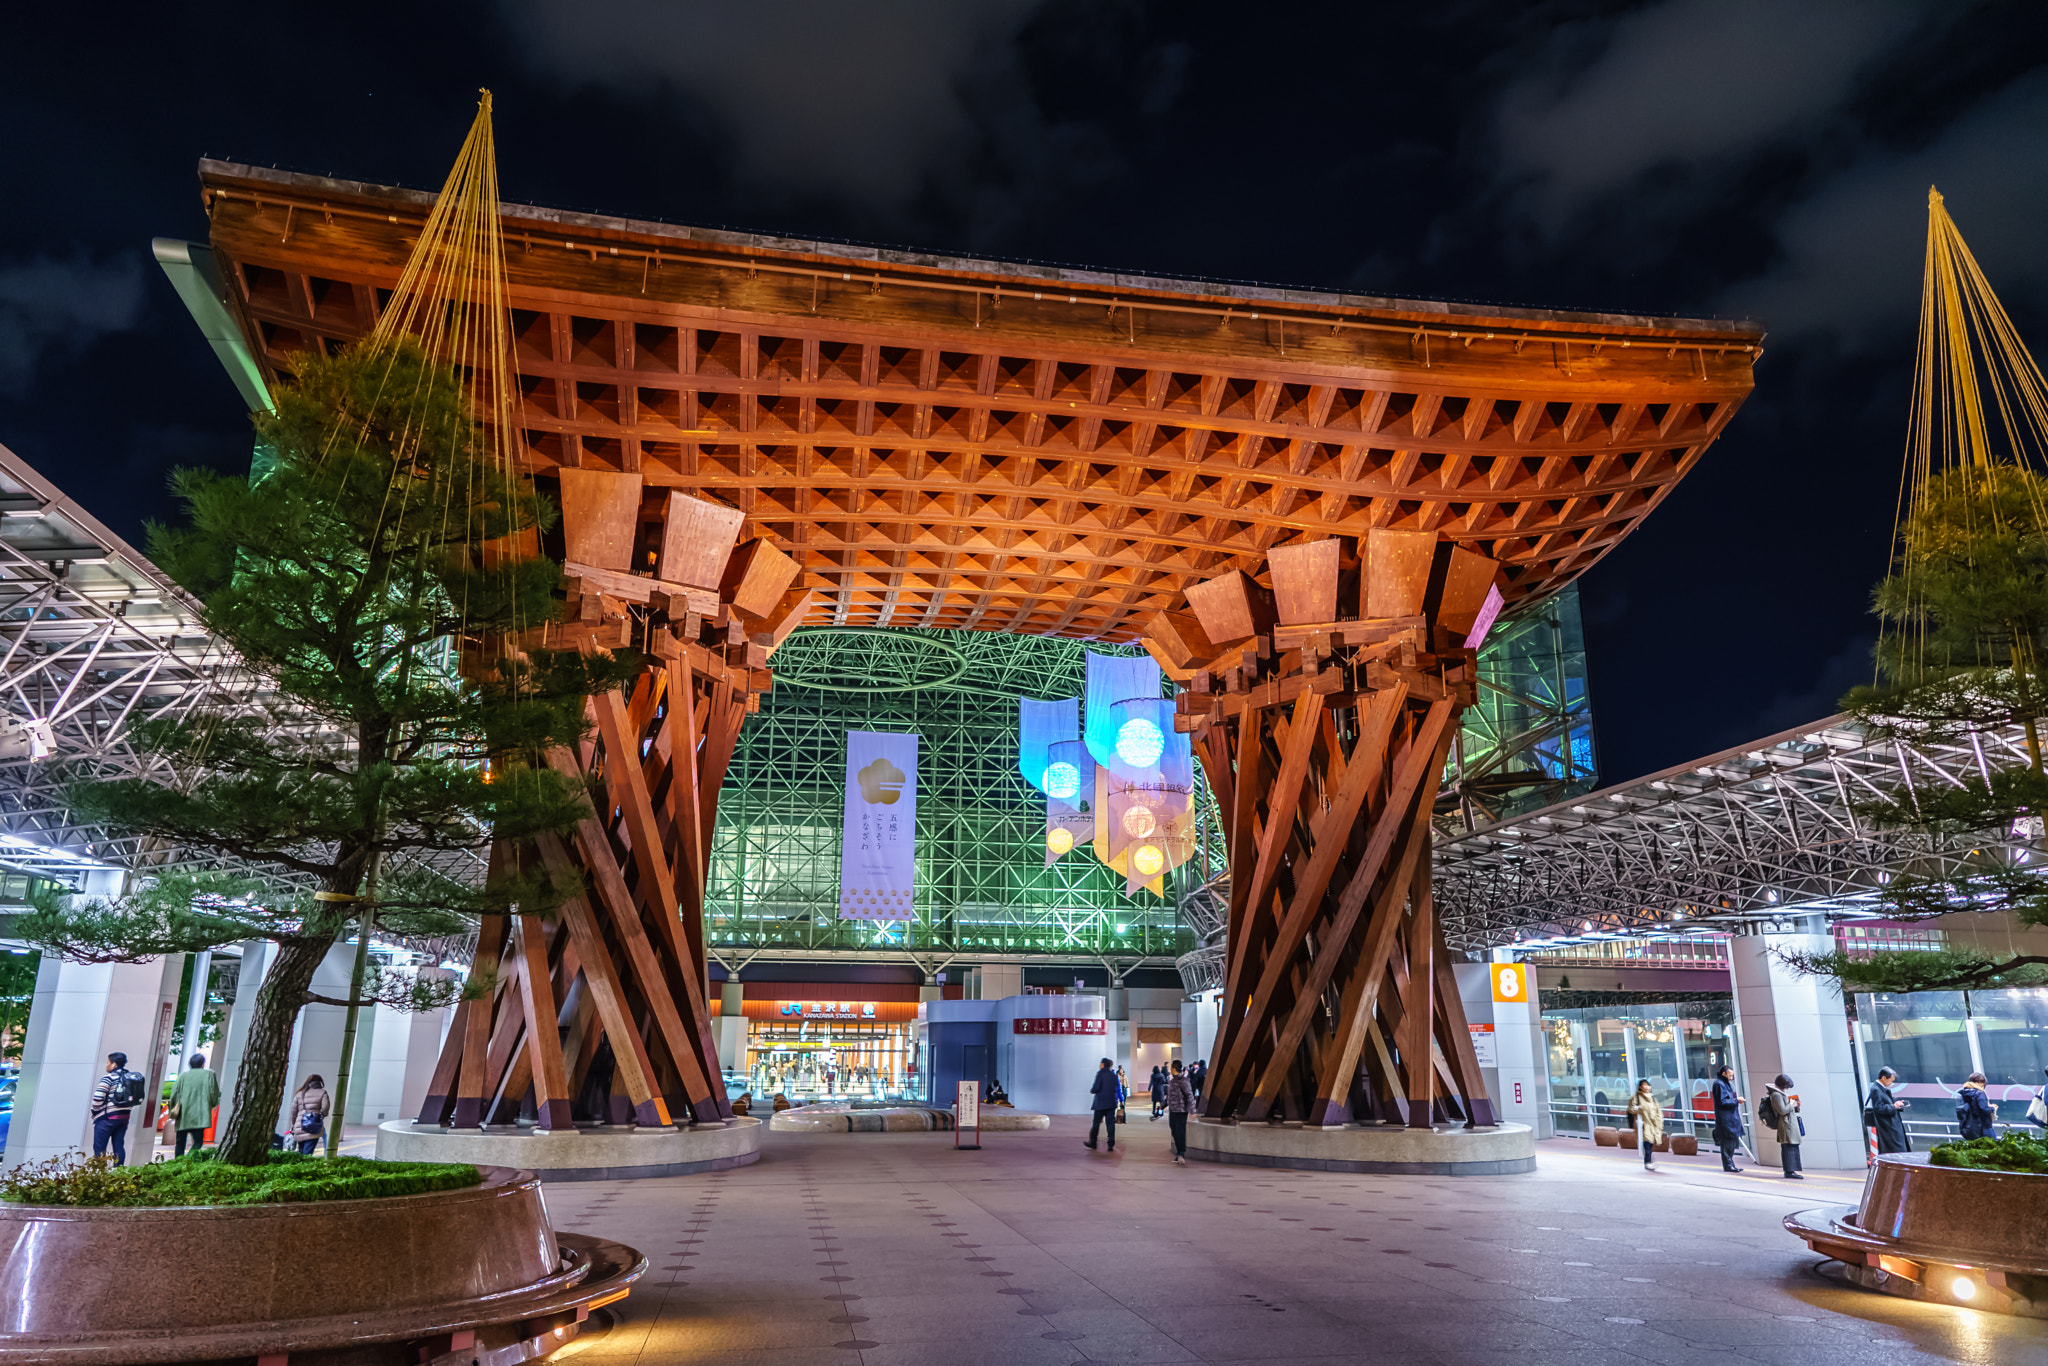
[1013,1018,1106,1035]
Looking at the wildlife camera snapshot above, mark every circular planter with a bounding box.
[1785,1153,2048,1318]
[0,1165,646,1364]
[376,1116,760,1181]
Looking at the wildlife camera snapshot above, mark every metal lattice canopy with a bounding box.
[708,627,1207,969]
[1432,713,2040,951]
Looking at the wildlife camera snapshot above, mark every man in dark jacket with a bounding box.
[1710,1066,1746,1173]
[1957,1073,1998,1139]
[1866,1067,1910,1155]
[1085,1058,1120,1152]
[1189,1058,1207,1103]
[1164,1059,1195,1164]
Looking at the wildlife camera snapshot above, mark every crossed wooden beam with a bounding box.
[416,477,814,1130]
[1150,529,1500,1128]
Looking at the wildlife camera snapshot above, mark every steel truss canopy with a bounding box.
[0,442,253,882]
[190,160,1761,642]
[1432,713,2037,950]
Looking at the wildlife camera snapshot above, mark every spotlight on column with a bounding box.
[1115,716,1164,768]
[1951,1275,1977,1302]
[1044,760,1081,801]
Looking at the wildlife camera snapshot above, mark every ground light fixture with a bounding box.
[1132,843,1165,877]
[1122,805,1157,838]
[1114,716,1165,768]
[1046,828,1074,856]
[1043,761,1081,801]
[1951,1275,1976,1302]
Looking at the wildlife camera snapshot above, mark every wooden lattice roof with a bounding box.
[196,160,1763,642]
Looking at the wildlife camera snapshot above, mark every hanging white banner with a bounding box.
[837,730,918,921]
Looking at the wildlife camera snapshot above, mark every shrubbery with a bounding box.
[1928,1132,2048,1174]
[0,1150,481,1207]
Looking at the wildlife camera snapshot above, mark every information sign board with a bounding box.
[955,1080,981,1150]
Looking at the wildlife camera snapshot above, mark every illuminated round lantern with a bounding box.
[1046,827,1075,856]
[1121,805,1157,838]
[1114,717,1165,768]
[1043,760,1082,801]
[1132,843,1165,877]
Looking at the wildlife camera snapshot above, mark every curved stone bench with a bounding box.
[951,1107,1051,1131]
[0,1165,643,1364]
[375,1117,760,1181]
[1786,1152,2048,1318]
[1184,1118,1535,1175]
[770,1104,952,1132]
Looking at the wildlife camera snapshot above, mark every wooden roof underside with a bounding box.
[198,161,1763,643]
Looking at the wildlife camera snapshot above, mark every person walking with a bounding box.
[289,1073,332,1155]
[1710,1065,1746,1173]
[88,1052,146,1166]
[1957,1072,1998,1139]
[1084,1057,1120,1153]
[167,1053,221,1158]
[1164,1058,1195,1165]
[2030,1066,2048,1132]
[1625,1080,1664,1171]
[1189,1058,1207,1104]
[1865,1067,1911,1155]
[1115,1065,1130,1125]
[1762,1074,1803,1179]
[1149,1064,1167,1120]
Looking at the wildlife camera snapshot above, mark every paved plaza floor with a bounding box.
[541,1116,2042,1366]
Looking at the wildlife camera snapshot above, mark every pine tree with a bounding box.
[21,338,631,1164]
[1783,192,2048,993]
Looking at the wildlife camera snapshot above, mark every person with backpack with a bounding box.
[290,1073,332,1155]
[1710,1065,1746,1173]
[1149,1065,1167,1120]
[1865,1067,1910,1155]
[1760,1074,1803,1179]
[1084,1057,1120,1153]
[167,1052,222,1158]
[1164,1058,1195,1165]
[89,1052,147,1166]
[1956,1072,1998,1140]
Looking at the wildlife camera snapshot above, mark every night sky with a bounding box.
[4,1,2046,786]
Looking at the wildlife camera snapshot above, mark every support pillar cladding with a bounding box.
[1728,924,1863,1170]
[7,945,184,1166]
[1488,949,1553,1137]
[716,980,745,1074]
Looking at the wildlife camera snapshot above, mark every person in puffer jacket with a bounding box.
[1164,1060,1196,1165]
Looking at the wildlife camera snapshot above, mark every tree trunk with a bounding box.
[215,931,338,1165]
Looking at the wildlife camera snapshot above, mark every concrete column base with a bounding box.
[1183,1117,1536,1175]
[375,1117,760,1182]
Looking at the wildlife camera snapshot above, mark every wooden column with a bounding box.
[1168,530,1502,1131]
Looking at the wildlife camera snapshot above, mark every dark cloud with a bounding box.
[1723,71,2048,343]
[1495,0,1924,229]
[0,252,145,393]
[496,0,1047,210]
